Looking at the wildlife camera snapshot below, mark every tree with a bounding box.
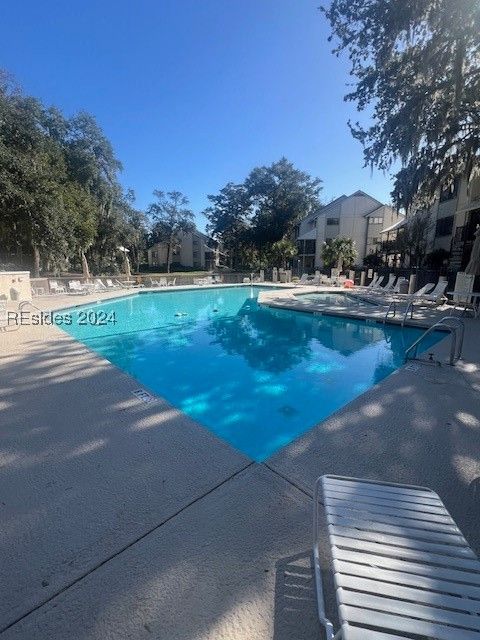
[0,69,146,276]
[322,237,357,271]
[204,158,322,268]
[323,0,480,210]
[402,210,433,267]
[363,252,384,268]
[204,182,251,268]
[269,237,298,269]
[0,78,69,276]
[245,157,322,252]
[147,190,195,273]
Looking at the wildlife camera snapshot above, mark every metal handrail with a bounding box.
[405,317,464,366]
[436,317,465,361]
[384,299,397,322]
[401,299,415,326]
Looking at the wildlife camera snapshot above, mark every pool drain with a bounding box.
[132,389,155,404]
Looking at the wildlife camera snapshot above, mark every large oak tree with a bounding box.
[323,0,480,210]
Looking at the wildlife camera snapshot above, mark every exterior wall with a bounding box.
[147,229,212,269]
[417,175,480,254]
[406,173,480,271]
[365,205,401,255]
[296,192,403,270]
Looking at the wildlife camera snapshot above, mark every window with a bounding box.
[435,215,454,237]
[369,217,383,225]
[151,251,157,265]
[326,218,339,225]
[304,240,316,254]
[439,179,459,202]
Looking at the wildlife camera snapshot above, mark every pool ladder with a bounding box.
[405,317,465,366]
[384,298,415,326]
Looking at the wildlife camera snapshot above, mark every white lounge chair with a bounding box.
[416,280,448,305]
[391,277,408,294]
[49,280,66,294]
[411,282,435,298]
[167,277,176,286]
[356,274,380,290]
[105,279,121,290]
[68,280,88,295]
[314,474,480,640]
[295,274,310,286]
[372,273,396,294]
[93,279,107,291]
[147,277,167,287]
[366,274,381,289]
[295,274,320,286]
[368,274,387,291]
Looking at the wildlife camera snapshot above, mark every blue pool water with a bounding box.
[296,292,378,306]
[59,286,443,461]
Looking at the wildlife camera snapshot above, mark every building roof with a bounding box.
[364,204,387,218]
[302,191,384,224]
[380,217,407,234]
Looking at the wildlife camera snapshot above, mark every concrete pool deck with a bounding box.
[1,285,479,639]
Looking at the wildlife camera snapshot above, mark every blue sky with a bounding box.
[2,0,394,230]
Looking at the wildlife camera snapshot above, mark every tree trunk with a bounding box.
[32,243,40,278]
[81,251,91,279]
[166,242,171,274]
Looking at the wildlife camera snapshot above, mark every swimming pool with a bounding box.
[295,291,378,306]
[59,286,443,461]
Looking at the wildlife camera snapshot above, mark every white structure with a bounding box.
[147,229,218,270]
[295,191,403,271]
[0,271,31,301]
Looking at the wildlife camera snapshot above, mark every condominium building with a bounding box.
[421,174,480,271]
[147,229,217,270]
[295,190,403,271]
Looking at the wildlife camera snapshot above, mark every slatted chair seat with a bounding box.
[313,475,480,639]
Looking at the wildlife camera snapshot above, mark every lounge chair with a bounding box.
[105,279,121,290]
[362,274,387,292]
[355,274,380,290]
[295,274,310,286]
[411,282,435,298]
[295,274,320,286]
[366,274,381,289]
[167,277,176,286]
[314,474,480,640]
[372,273,396,294]
[416,280,448,305]
[49,280,66,294]
[93,279,107,291]
[391,277,408,294]
[147,277,167,287]
[68,280,88,295]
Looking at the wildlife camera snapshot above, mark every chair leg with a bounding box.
[314,477,335,640]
